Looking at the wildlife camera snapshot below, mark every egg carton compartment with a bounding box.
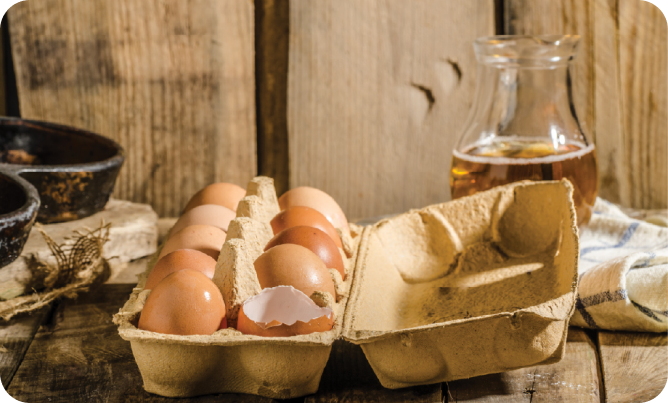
[342,180,579,388]
[114,177,362,399]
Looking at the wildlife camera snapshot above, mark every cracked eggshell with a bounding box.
[183,182,246,213]
[265,226,346,279]
[138,270,227,335]
[170,204,236,236]
[271,206,343,248]
[237,286,334,337]
[158,225,226,261]
[278,187,350,235]
[145,249,217,290]
[254,243,336,299]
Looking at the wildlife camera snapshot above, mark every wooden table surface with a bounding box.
[0,282,666,403]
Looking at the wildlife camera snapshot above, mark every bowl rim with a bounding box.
[0,167,40,223]
[0,116,125,173]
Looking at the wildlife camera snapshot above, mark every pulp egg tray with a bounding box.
[114,177,579,399]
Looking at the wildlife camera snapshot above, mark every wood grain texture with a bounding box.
[617,0,667,209]
[304,339,442,403]
[0,305,50,389]
[287,0,495,219]
[598,331,668,403]
[504,0,595,143]
[593,0,626,204]
[505,0,668,209]
[6,284,276,403]
[255,0,289,197]
[7,0,257,217]
[447,328,601,402]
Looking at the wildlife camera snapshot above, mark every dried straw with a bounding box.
[0,221,112,321]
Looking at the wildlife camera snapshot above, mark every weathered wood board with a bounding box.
[504,0,667,209]
[0,199,158,300]
[287,0,496,219]
[305,340,442,403]
[255,0,290,197]
[617,0,667,209]
[598,331,668,403]
[7,0,257,217]
[592,0,626,205]
[5,284,276,403]
[0,305,50,389]
[447,328,601,402]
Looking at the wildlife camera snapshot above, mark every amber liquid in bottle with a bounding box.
[450,139,598,225]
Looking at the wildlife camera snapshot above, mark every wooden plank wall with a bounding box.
[3,0,666,217]
[287,0,496,219]
[505,0,667,210]
[6,0,257,217]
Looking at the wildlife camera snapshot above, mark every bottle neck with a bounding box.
[458,63,586,150]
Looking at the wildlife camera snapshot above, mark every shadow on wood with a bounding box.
[305,339,442,403]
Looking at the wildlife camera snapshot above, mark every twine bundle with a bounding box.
[0,222,111,321]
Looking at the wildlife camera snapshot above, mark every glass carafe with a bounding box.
[450,35,598,226]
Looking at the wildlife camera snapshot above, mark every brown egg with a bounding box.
[278,187,349,233]
[144,249,217,290]
[158,224,226,261]
[138,270,227,335]
[254,244,336,298]
[271,206,343,248]
[236,286,334,337]
[170,204,236,237]
[265,226,345,279]
[183,183,246,213]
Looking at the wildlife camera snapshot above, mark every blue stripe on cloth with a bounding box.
[575,297,598,328]
[580,289,628,307]
[631,252,657,269]
[580,222,640,257]
[631,300,664,323]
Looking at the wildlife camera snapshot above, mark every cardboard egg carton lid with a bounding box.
[340,179,579,387]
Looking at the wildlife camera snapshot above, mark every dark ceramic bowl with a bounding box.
[0,170,40,267]
[0,117,125,223]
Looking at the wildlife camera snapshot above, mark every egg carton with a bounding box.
[114,177,579,398]
[114,177,361,398]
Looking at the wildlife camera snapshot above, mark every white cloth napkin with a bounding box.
[570,199,668,332]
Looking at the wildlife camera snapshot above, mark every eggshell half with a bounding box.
[138,270,227,335]
[236,286,333,337]
[278,186,349,233]
[271,206,343,248]
[254,243,336,298]
[144,249,217,290]
[183,182,246,213]
[158,224,226,260]
[265,226,345,279]
[170,204,236,237]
